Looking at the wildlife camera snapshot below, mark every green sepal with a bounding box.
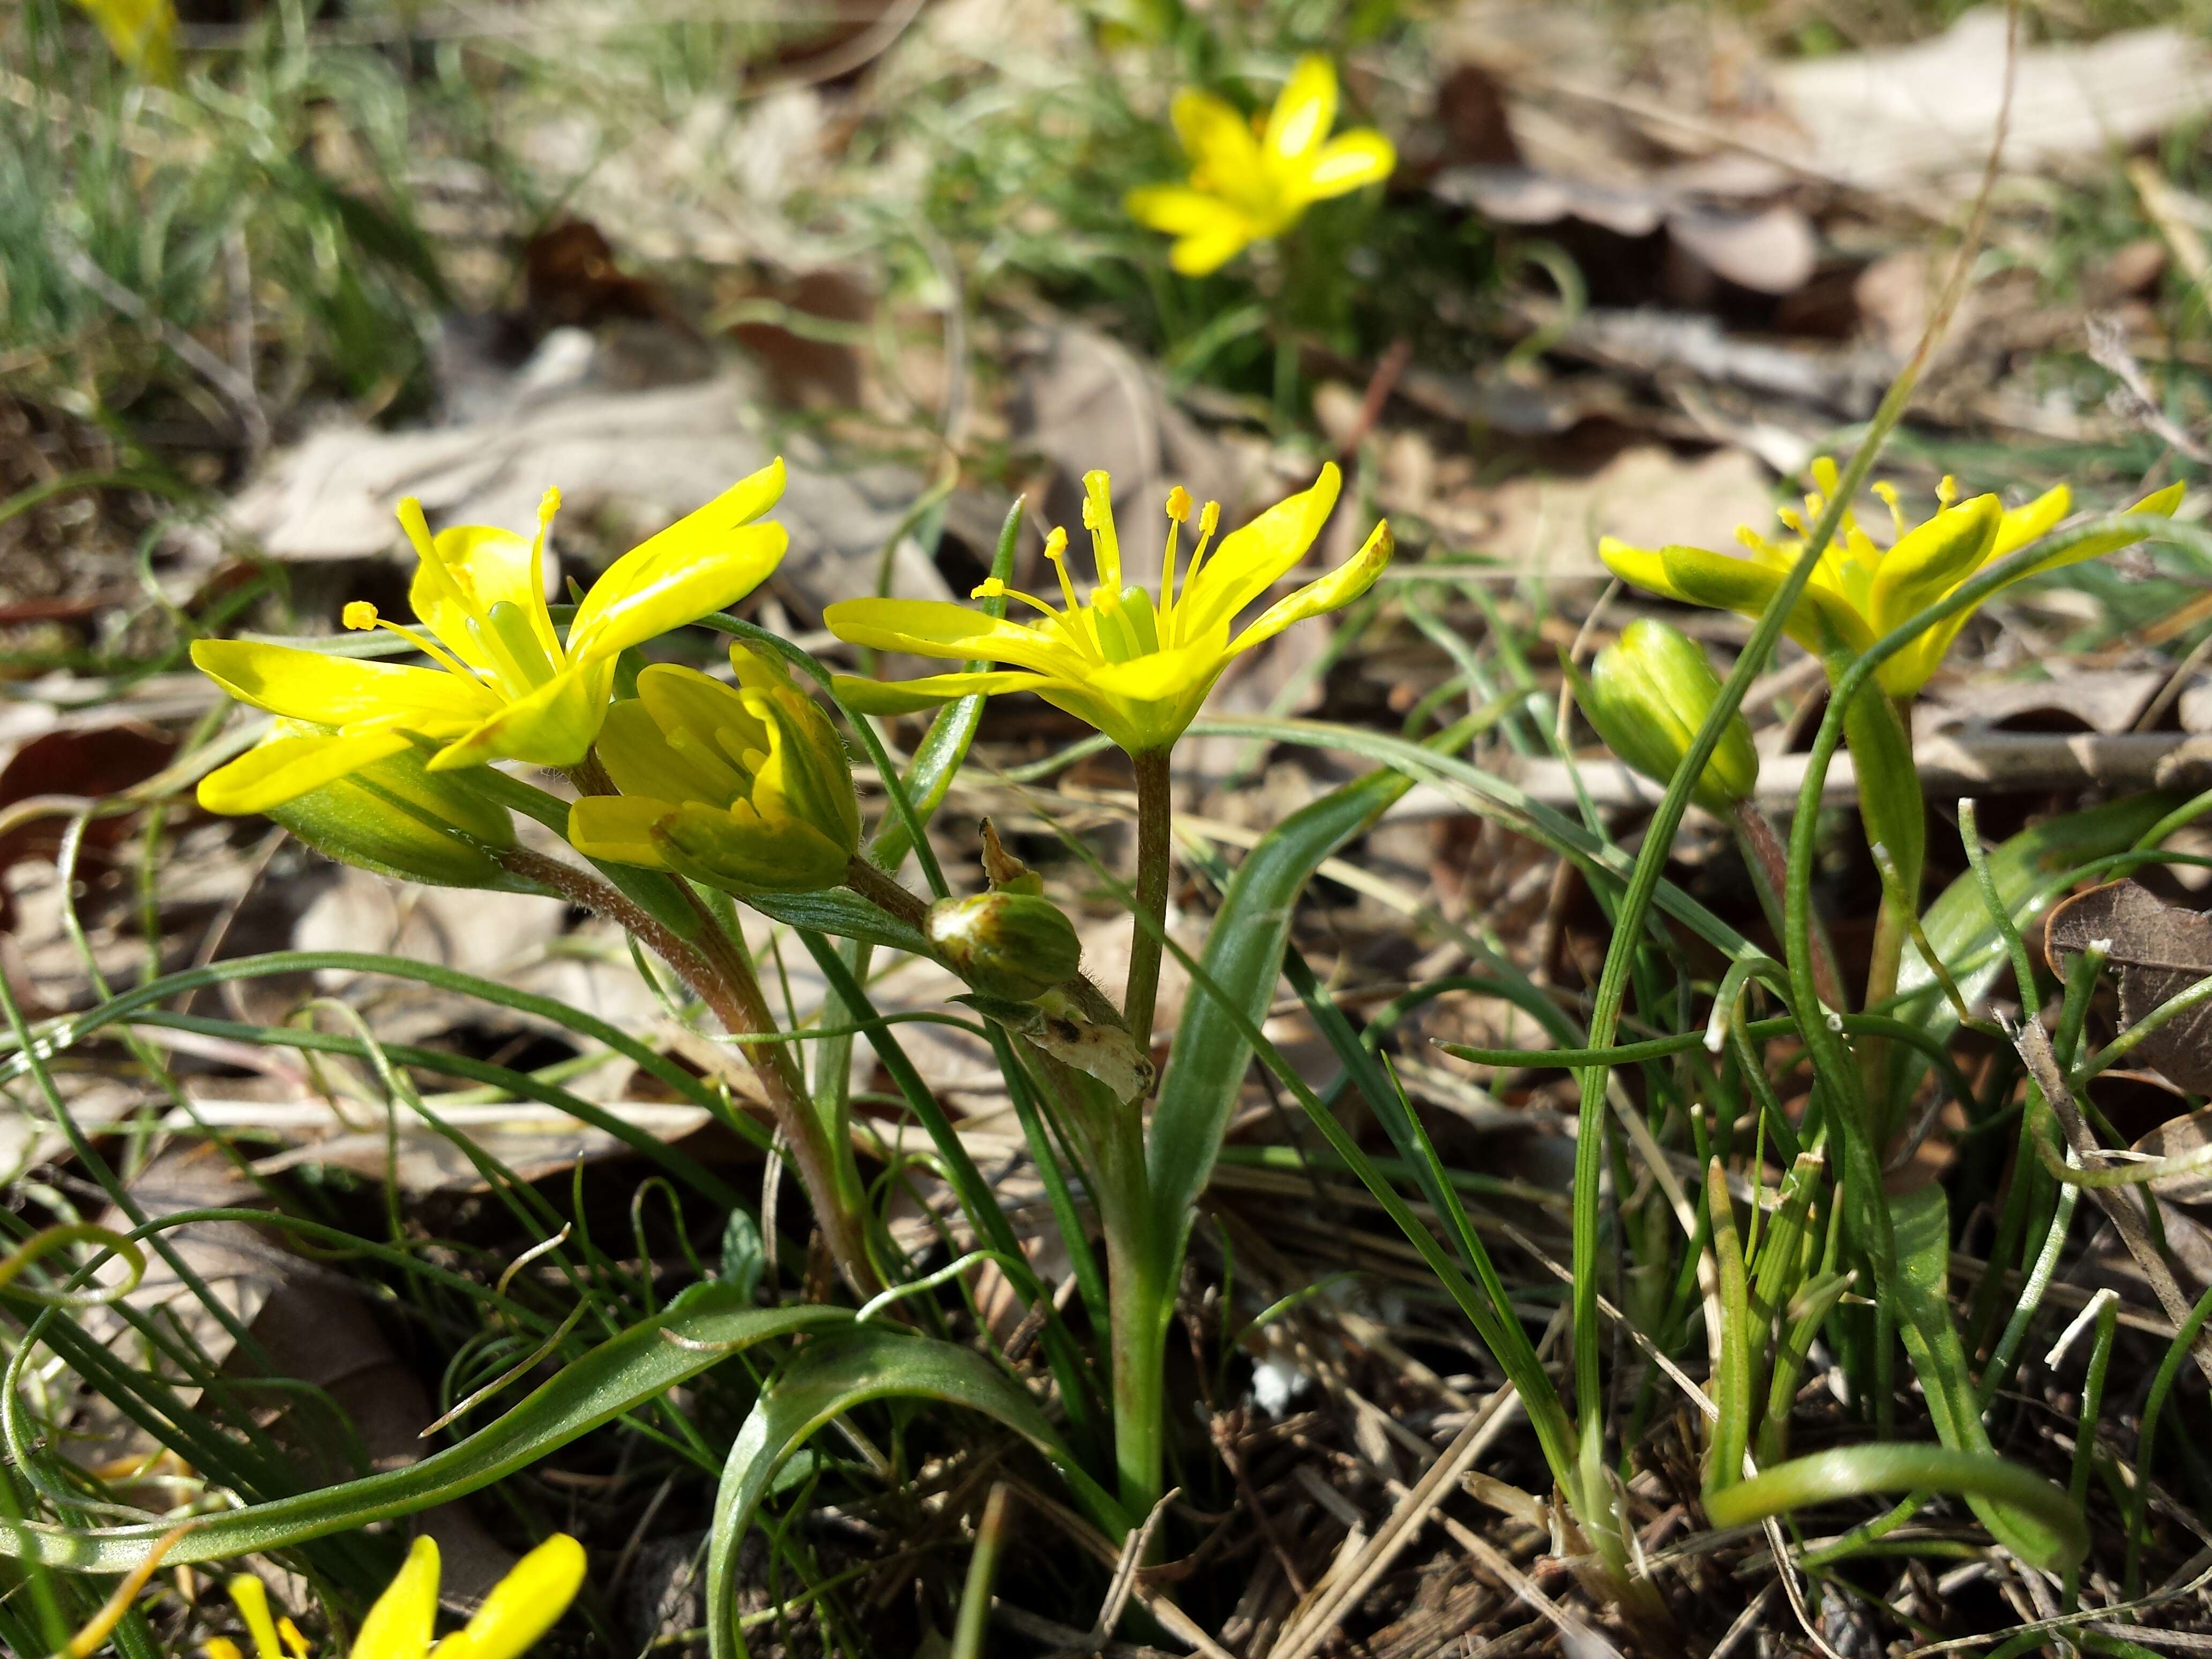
[268,743,524,891]
[1832,664,1924,902]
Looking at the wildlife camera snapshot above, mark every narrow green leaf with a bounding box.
[0,1287,845,1572]
[1705,1162,1752,1496]
[1148,766,1411,1251]
[706,1328,1130,1659]
[1706,1443,2086,1572]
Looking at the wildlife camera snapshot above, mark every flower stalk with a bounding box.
[1124,748,1174,1053]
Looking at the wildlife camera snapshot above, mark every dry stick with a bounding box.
[498,843,882,1299]
[1266,1385,1525,1659]
[2012,1014,2212,1386]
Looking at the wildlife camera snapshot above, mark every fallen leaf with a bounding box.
[2046,880,2212,1093]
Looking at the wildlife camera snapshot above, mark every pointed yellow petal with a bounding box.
[1302,129,1395,197]
[197,726,416,816]
[1990,484,2070,559]
[823,600,1091,677]
[1227,520,1392,655]
[225,1575,283,1659]
[567,795,679,868]
[354,1536,439,1659]
[637,663,768,784]
[427,659,615,772]
[1172,88,1261,175]
[193,640,490,731]
[428,1534,585,1659]
[1865,494,2001,639]
[566,461,789,662]
[1265,56,1338,164]
[831,669,1044,715]
[2023,479,2187,576]
[1177,465,1342,637]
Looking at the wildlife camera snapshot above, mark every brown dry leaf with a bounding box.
[0,724,176,928]
[524,220,677,332]
[2046,880,2212,1093]
[2132,1103,2212,1204]
[1456,443,1777,578]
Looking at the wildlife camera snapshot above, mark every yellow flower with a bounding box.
[192,461,788,816]
[824,465,1391,755]
[1125,56,1396,276]
[204,1534,584,1659]
[1599,459,2184,698]
[73,0,176,79]
[566,647,861,892]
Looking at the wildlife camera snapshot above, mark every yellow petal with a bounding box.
[637,664,768,786]
[566,461,789,662]
[1125,185,1229,235]
[429,1534,585,1659]
[1227,520,1392,654]
[1990,484,2070,559]
[197,726,416,816]
[1599,537,1875,659]
[410,524,560,674]
[226,1574,283,1659]
[1302,129,1395,197]
[1170,221,1262,276]
[742,685,860,854]
[831,669,1044,715]
[193,640,490,731]
[2024,479,2186,576]
[1177,465,1342,637]
[567,795,679,868]
[1265,56,1338,165]
[428,659,615,772]
[354,1536,440,1659]
[596,694,734,804]
[824,600,1092,678]
[1172,88,1261,177]
[1865,494,2001,640]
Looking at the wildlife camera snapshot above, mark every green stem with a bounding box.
[1862,893,1909,1142]
[1123,749,1174,1053]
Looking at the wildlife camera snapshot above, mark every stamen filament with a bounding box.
[1171,500,1221,646]
[342,602,483,684]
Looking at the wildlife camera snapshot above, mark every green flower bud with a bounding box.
[926,891,1083,1003]
[1579,619,1760,813]
[262,724,518,888]
[566,648,861,894]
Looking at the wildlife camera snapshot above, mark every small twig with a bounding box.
[2011,1013,2212,1386]
[2087,312,2212,467]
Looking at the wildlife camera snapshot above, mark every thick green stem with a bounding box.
[1862,893,1909,1142]
[1101,1100,1165,1518]
[1123,749,1174,1053]
[559,760,882,1299]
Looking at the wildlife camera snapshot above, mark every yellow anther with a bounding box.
[342,601,378,631]
[538,486,562,524]
[1165,485,1192,522]
[1938,475,1959,509]
[1872,480,1905,536]
[205,1641,244,1659]
[1777,507,1807,537]
[971,577,1009,601]
[1197,500,1220,540]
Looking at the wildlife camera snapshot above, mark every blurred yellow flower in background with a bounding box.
[1599,459,2185,698]
[826,465,1389,755]
[1126,56,1395,275]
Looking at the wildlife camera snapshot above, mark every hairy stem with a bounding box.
[1123,749,1174,1055]
[846,855,933,930]
[549,762,882,1299]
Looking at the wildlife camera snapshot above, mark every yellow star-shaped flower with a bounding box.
[1126,56,1396,276]
[192,462,787,814]
[825,464,1390,756]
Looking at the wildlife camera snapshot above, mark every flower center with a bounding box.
[393,489,566,699]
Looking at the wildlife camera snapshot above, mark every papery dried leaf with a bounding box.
[2046,879,2212,1093]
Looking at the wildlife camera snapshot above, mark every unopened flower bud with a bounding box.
[926,891,1082,1002]
[1579,619,1760,814]
[260,725,517,888]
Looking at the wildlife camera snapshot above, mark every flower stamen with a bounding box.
[341,601,481,683]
